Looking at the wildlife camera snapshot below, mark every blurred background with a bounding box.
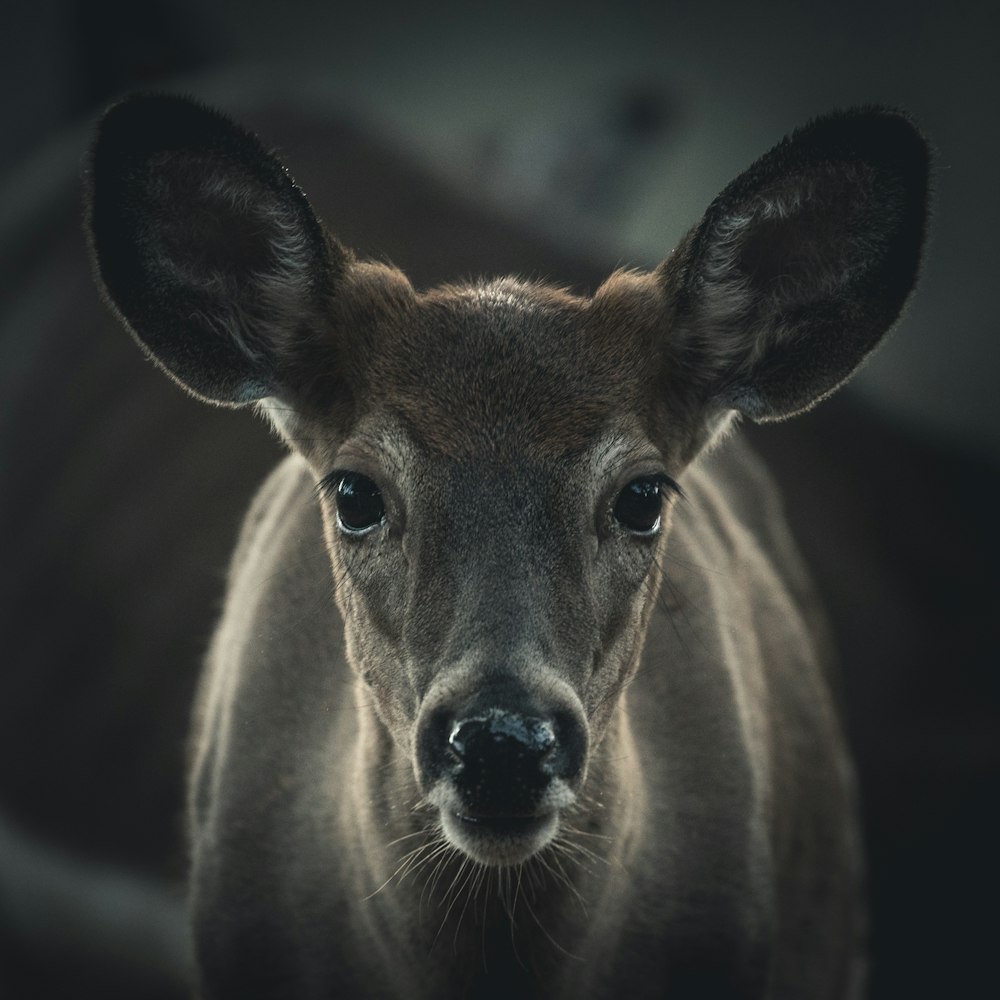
[1,1,997,997]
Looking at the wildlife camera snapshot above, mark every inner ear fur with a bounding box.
[85,94,348,406]
[660,108,930,421]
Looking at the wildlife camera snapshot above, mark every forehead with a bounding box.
[349,273,665,460]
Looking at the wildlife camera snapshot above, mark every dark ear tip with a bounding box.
[88,94,239,223]
[796,104,925,138]
[791,106,931,190]
[97,91,206,131]
[92,93,257,175]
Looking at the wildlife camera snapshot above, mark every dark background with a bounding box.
[1,1,997,997]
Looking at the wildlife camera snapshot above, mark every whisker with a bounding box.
[540,848,588,915]
[520,885,582,963]
[363,834,441,901]
[453,862,485,950]
[423,844,459,912]
[432,857,476,953]
[383,827,435,850]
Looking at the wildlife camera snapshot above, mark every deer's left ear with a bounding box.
[661,108,930,421]
[85,94,347,406]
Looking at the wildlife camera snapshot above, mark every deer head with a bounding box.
[86,95,927,867]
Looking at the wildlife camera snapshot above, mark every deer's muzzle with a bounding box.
[416,683,587,865]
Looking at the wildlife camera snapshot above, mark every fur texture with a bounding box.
[86,96,929,999]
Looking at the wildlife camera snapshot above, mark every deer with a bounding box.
[84,94,928,999]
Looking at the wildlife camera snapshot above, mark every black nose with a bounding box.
[449,710,556,762]
[446,709,565,817]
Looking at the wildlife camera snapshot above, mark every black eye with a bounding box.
[613,476,668,535]
[334,473,385,534]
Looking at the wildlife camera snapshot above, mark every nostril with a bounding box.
[447,718,476,762]
[544,710,586,782]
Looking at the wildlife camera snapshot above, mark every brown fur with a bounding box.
[85,95,929,999]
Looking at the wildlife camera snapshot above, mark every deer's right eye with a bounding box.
[334,473,385,534]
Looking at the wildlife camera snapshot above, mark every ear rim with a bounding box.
[84,92,347,407]
[664,105,931,423]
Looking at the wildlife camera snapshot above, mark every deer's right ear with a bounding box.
[659,108,930,423]
[85,94,346,405]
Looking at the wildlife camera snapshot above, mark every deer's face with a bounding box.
[281,271,687,864]
[86,96,928,868]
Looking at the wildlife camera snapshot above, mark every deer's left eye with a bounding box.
[613,476,669,535]
[334,473,385,534]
